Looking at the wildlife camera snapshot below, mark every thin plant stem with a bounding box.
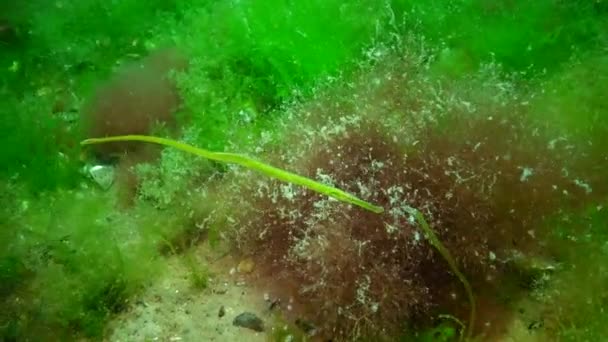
[81,135,384,214]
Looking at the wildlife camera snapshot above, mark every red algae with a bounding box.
[213,56,605,340]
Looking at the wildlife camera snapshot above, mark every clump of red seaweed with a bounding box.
[82,47,188,159]
[214,55,604,340]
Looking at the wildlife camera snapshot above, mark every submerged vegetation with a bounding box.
[81,134,385,213]
[1,0,607,341]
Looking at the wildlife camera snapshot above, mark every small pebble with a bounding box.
[233,312,264,332]
[87,164,115,190]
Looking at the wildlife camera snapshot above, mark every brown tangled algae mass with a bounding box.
[211,54,605,340]
[81,47,188,203]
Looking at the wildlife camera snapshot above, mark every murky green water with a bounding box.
[1,1,607,341]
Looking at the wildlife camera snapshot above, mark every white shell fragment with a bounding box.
[88,164,115,190]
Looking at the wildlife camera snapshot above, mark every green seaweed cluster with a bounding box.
[0,189,166,339]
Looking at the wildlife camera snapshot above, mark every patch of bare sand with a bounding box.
[108,244,269,342]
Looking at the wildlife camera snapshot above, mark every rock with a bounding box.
[87,164,115,190]
[232,312,264,332]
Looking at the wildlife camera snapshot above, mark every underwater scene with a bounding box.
[1,1,607,341]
